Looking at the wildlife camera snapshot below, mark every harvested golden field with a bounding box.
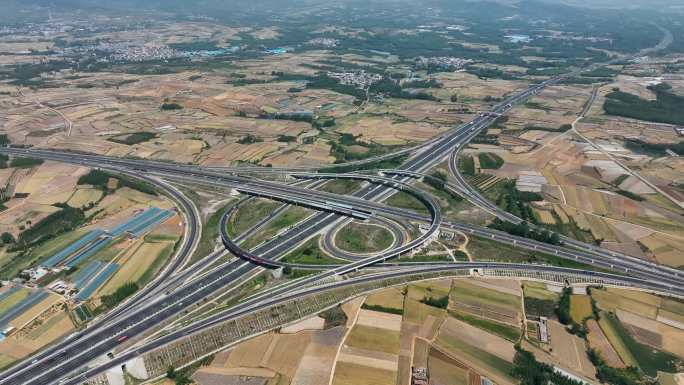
[220,330,315,380]
[8,294,61,330]
[332,361,396,385]
[13,311,75,352]
[412,338,430,368]
[546,320,596,379]
[591,288,659,319]
[586,319,625,368]
[364,287,405,312]
[657,373,684,385]
[225,333,275,367]
[570,295,593,323]
[638,233,684,267]
[15,162,86,198]
[428,347,469,385]
[67,188,103,208]
[439,317,515,362]
[449,279,521,326]
[355,309,402,332]
[534,208,556,225]
[344,325,400,355]
[583,214,617,242]
[434,72,527,102]
[522,282,559,301]
[434,323,515,385]
[597,312,639,367]
[617,310,684,358]
[337,346,398,372]
[469,278,522,297]
[658,309,684,330]
[263,140,335,167]
[403,298,446,325]
[292,327,346,385]
[98,241,174,295]
[336,115,444,146]
[406,280,452,302]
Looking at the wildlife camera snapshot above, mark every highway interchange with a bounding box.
[0,56,682,385]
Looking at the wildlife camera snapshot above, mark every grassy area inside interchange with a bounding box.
[281,235,343,265]
[226,199,281,238]
[335,221,394,254]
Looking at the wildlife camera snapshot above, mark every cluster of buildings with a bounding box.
[108,44,178,62]
[65,42,240,63]
[504,34,532,43]
[61,40,239,63]
[674,126,684,136]
[414,56,473,71]
[326,70,383,89]
[0,21,79,39]
[411,367,428,385]
[307,37,339,48]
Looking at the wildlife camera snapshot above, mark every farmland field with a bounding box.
[599,311,678,375]
[332,361,396,385]
[344,325,400,355]
[67,188,103,208]
[586,319,625,368]
[428,348,469,385]
[403,298,446,325]
[591,288,658,319]
[522,282,558,300]
[598,311,639,367]
[569,294,593,323]
[97,240,175,295]
[449,279,521,326]
[363,287,405,313]
[435,325,515,385]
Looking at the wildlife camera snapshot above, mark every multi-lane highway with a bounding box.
[1,50,682,385]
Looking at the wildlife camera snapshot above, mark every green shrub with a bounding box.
[10,157,43,168]
[100,282,139,310]
[18,206,85,246]
[420,295,449,309]
[478,152,504,169]
[161,102,183,110]
[458,155,475,176]
[603,84,684,125]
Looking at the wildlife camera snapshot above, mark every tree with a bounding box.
[1,232,15,244]
[450,94,458,102]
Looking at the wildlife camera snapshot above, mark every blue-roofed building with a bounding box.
[76,264,119,301]
[127,210,174,238]
[65,237,112,267]
[42,229,106,268]
[72,261,103,289]
[108,207,163,237]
